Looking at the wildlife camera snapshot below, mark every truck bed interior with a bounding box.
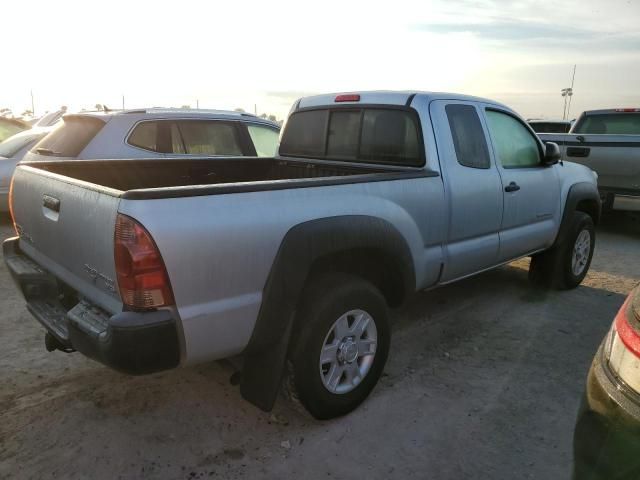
[26,157,394,192]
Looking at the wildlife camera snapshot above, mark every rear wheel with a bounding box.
[529,211,595,289]
[288,273,390,420]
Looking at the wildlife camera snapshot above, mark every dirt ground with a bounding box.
[1,212,639,480]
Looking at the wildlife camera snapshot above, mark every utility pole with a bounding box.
[31,90,35,116]
[561,65,576,120]
[196,99,199,109]
[566,65,577,121]
[122,95,125,110]
[254,104,257,115]
[561,87,573,120]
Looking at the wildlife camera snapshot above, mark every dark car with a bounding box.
[573,284,640,479]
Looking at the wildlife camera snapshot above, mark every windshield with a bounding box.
[0,132,45,158]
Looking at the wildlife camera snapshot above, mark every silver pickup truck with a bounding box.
[539,108,640,211]
[4,91,601,419]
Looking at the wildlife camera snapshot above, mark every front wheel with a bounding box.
[529,211,595,289]
[289,273,390,420]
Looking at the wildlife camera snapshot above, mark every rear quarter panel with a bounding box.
[118,176,446,364]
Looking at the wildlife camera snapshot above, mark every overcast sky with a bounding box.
[3,0,639,120]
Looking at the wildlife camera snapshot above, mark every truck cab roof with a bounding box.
[296,91,508,111]
[579,108,640,116]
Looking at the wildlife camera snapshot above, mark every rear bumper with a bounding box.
[573,345,640,479]
[3,236,180,375]
[612,194,640,212]
[599,189,640,212]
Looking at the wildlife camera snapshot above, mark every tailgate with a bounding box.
[539,133,640,192]
[10,165,123,313]
[563,135,640,192]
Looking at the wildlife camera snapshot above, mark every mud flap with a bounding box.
[240,315,294,412]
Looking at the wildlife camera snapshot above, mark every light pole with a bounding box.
[561,65,577,121]
[566,65,577,120]
[561,87,573,120]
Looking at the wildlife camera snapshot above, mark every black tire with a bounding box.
[288,273,390,420]
[529,211,595,290]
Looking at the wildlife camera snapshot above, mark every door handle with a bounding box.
[567,147,590,158]
[42,194,60,221]
[504,182,520,193]
[42,194,60,212]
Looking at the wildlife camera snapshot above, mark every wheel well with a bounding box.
[306,248,407,308]
[576,198,600,224]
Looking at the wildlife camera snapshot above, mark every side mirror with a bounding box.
[543,142,561,166]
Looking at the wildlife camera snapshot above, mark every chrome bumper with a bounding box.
[612,194,640,212]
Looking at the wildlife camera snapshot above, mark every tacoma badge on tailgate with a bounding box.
[83,263,115,292]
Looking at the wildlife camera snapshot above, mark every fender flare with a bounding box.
[240,215,416,411]
[555,182,602,246]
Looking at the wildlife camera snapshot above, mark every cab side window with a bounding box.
[445,104,490,169]
[177,121,243,155]
[247,124,280,156]
[128,121,184,154]
[486,110,541,168]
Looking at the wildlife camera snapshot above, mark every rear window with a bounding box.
[528,122,571,133]
[280,107,423,166]
[279,110,328,158]
[32,116,104,157]
[573,113,640,135]
[326,110,360,159]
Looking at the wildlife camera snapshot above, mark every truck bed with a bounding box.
[10,155,432,319]
[24,157,417,199]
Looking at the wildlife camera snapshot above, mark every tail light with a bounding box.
[114,214,174,310]
[614,108,640,113]
[606,290,640,393]
[613,294,640,357]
